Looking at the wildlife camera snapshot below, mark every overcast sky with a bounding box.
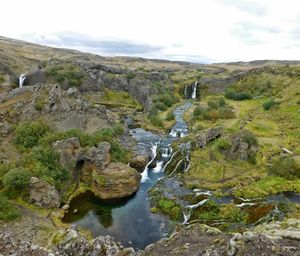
[1,0,300,63]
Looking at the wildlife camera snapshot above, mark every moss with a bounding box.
[234,176,300,198]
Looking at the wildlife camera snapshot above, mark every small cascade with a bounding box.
[141,142,158,183]
[191,81,197,99]
[169,128,178,138]
[153,161,164,173]
[182,208,192,224]
[182,199,208,224]
[161,147,172,158]
[19,74,26,88]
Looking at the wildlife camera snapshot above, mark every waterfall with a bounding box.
[182,199,208,224]
[169,128,178,138]
[152,161,164,173]
[19,74,26,88]
[191,81,197,99]
[161,147,172,158]
[141,142,158,183]
[182,208,192,224]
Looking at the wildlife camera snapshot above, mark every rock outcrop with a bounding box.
[226,130,259,161]
[29,177,61,208]
[53,137,81,171]
[195,126,223,148]
[92,162,141,199]
[129,155,149,172]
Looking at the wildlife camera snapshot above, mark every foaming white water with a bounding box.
[153,161,164,173]
[169,129,177,137]
[186,199,208,209]
[19,74,26,88]
[182,208,191,225]
[141,142,158,183]
[191,81,197,99]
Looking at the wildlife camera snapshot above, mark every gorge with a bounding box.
[0,36,300,256]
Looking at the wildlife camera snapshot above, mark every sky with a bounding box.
[1,0,300,63]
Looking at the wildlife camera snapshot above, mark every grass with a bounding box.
[234,176,300,198]
[94,89,143,110]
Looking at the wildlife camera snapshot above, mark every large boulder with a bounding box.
[195,126,223,148]
[92,162,141,199]
[129,155,149,172]
[81,142,111,170]
[29,177,61,208]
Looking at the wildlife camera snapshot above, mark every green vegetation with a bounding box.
[2,167,31,198]
[46,63,84,87]
[215,138,231,151]
[157,198,181,220]
[13,120,50,148]
[193,97,234,122]
[0,195,20,220]
[262,99,280,110]
[235,176,300,198]
[126,71,136,80]
[225,90,252,100]
[269,156,300,180]
[148,92,179,127]
[98,89,143,110]
[0,74,4,83]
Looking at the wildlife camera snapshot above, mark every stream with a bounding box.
[62,98,300,249]
[63,102,193,249]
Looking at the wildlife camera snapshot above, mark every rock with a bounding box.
[92,162,141,199]
[0,121,12,135]
[67,87,78,96]
[45,84,70,113]
[53,137,81,170]
[195,126,223,148]
[243,231,256,241]
[29,177,61,208]
[227,130,259,161]
[61,204,70,210]
[82,142,111,170]
[129,155,149,172]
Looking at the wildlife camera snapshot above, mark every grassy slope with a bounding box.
[182,68,300,198]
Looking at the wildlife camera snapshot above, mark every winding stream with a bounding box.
[63,102,193,249]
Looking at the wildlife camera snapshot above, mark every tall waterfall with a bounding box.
[19,74,26,88]
[191,81,197,99]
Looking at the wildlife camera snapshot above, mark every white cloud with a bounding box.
[0,0,300,63]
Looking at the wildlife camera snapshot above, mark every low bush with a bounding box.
[166,111,175,121]
[14,120,50,148]
[0,195,20,221]
[225,91,252,100]
[269,156,300,180]
[215,138,232,151]
[262,99,279,110]
[2,167,31,198]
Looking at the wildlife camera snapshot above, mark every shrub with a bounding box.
[14,121,50,148]
[0,195,20,220]
[46,64,84,87]
[149,115,163,127]
[262,100,279,110]
[269,156,300,180]
[241,131,258,147]
[207,97,226,109]
[34,98,46,111]
[225,91,252,100]
[2,167,31,198]
[166,111,175,121]
[154,102,168,111]
[215,138,231,151]
[193,106,206,117]
[126,72,136,80]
